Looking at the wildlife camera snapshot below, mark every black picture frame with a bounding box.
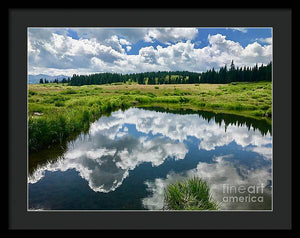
[8,8,292,230]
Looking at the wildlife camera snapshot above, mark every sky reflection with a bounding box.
[28,108,272,210]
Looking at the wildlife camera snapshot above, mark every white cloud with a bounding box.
[28,28,272,76]
[126,46,132,52]
[103,35,125,53]
[119,38,131,46]
[227,27,248,33]
[28,66,95,77]
[28,31,127,75]
[97,34,271,73]
[255,37,272,44]
[144,28,198,44]
[74,28,147,44]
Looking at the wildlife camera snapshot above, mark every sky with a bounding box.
[28,27,272,76]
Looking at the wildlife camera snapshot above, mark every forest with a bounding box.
[39,61,272,86]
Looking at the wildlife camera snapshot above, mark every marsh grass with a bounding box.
[28,82,271,152]
[28,93,130,152]
[163,177,218,210]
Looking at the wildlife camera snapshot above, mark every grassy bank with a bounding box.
[28,82,272,152]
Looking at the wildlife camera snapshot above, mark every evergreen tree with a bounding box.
[68,61,271,86]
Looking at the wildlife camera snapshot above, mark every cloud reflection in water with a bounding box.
[142,154,271,210]
[28,108,272,204]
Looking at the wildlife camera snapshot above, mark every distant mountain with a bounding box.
[28,74,70,84]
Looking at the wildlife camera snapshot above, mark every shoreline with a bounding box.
[28,82,272,153]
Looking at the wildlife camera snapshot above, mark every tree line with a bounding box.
[39,77,71,84]
[41,61,272,85]
[200,61,272,84]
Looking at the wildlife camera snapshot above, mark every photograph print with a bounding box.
[27,27,273,211]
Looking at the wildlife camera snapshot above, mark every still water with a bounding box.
[28,107,272,210]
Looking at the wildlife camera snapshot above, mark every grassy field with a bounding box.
[28,81,272,152]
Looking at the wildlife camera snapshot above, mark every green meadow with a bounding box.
[28,81,272,152]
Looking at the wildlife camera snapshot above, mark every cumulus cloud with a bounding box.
[255,37,272,44]
[144,28,198,44]
[28,28,272,75]
[119,38,131,46]
[73,28,147,44]
[28,31,125,72]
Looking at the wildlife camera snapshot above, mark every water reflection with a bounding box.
[142,154,272,210]
[28,107,272,210]
[29,132,187,193]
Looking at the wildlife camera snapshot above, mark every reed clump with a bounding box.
[163,177,218,210]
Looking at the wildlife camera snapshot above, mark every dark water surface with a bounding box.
[28,107,272,210]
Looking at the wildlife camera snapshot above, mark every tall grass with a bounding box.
[28,97,130,152]
[28,82,271,152]
[163,177,218,210]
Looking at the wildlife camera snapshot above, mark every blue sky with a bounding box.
[28,27,272,76]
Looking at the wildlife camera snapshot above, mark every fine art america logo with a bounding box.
[222,184,265,203]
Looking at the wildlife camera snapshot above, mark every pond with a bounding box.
[28,107,272,211]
